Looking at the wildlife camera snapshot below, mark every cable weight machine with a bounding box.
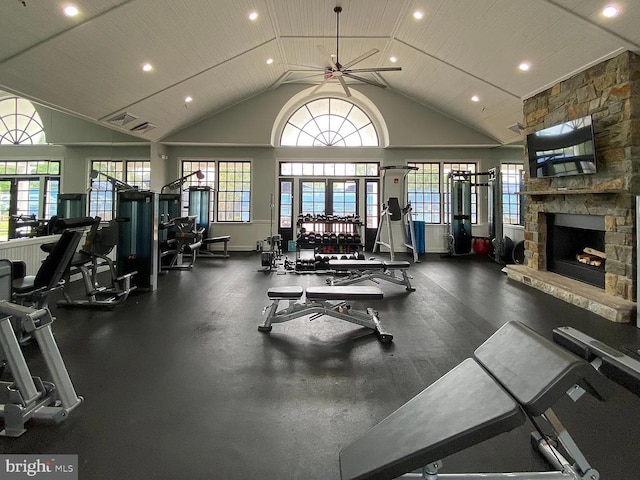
[373,165,420,262]
[445,167,508,261]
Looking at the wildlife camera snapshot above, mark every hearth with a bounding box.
[546,213,605,288]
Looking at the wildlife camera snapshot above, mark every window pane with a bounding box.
[408,163,441,224]
[279,97,378,147]
[217,161,251,223]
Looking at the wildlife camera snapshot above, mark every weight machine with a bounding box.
[260,193,281,271]
[373,165,419,262]
[444,168,507,262]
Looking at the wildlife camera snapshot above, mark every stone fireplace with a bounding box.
[546,213,605,289]
[506,51,640,323]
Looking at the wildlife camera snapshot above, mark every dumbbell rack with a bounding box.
[295,215,364,272]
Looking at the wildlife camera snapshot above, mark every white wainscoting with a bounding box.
[0,236,61,275]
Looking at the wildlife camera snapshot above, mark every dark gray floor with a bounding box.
[2,252,640,479]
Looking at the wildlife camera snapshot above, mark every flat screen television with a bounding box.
[527,115,596,178]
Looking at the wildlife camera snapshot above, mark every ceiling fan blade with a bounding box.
[342,48,379,70]
[346,67,402,73]
[312,77,332,95]
[283,72,326,83]
[285,63,326,71]
[316,45,337,69]
[343,72,387,88]
[338,76,352,97]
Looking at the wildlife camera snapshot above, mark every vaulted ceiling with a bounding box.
[1,0,638,145]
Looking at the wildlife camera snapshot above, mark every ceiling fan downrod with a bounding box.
[334,6,342,68]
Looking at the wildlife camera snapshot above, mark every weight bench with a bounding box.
[339,321,612,480]
[259,285,392,343]
[160,216,203,270]
[199,235,231,259]
[328,260,415,291]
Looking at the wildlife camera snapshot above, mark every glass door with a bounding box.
[0,180,12,241]
[278,179,294,250]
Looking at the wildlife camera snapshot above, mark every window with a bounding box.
[181,161,216,214]
[280,98,379,146]
[0,96,46,145]
[366,180,379,229]
[502,164,524,225]
[280,162,378,177]
[443,162,477,224]
[126,161,151,190]
[89,160,150,220]
[301,181,326,215]
[279,180,293,229]
[407,163,441,224]
[217,161,251,222]
[0,160,60,240]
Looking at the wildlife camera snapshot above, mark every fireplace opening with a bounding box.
[547,213,605,288]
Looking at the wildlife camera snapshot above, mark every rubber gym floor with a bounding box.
[2,252,640,479]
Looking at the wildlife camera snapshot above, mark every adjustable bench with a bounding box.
[339,321,611,480]
[328,260,415,291]
[199,235,231,258]
[259,285,392,343]
[160,216,203,270]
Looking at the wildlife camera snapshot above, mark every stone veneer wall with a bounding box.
[522,51,640,301]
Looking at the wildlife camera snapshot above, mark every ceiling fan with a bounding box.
[300,6,402,97]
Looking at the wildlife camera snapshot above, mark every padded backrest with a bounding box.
[387,197,402,221]
[33,230,83,289]
[474,321,610,416]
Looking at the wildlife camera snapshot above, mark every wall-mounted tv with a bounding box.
[527,115,596,178]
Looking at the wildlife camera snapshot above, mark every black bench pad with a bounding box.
[474,322,609,416]
[202,235,230,244]
[339,358,525,480]
[267,286,304,299]
[330,260,384,270]
[306,286,383,301]
[382,261,410,269]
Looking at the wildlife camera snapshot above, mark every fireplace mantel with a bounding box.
[521,188,624,196]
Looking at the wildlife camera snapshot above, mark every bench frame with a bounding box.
[328,260,415,291]
[198,235,231,259]
[259,286,392,343]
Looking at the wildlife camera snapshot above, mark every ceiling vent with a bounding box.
[130,122,157,134]
[107,112,138,127]
[507,123,525,135]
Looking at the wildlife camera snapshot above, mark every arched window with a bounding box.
[280,97,379,147]
[0,96,46,145]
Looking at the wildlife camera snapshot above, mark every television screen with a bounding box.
[527,115,596,178]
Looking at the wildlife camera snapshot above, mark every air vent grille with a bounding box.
[130,122,157,133]
[508,123,524,135]
[107,112,138,126]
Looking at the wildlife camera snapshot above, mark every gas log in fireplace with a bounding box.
[546,213,605,289]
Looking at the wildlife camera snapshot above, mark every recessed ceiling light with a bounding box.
[64,5,79,17]
[390,56,397,63]
[142,63,153,72]
[602,5,619,17]
[413,11,424,20]
[249,11,258,21]
[518,62,530,72]
[185,96,193,103]
[266,58,274,65]
[471,95,480,102]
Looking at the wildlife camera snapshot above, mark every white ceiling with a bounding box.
[0,0,638,145]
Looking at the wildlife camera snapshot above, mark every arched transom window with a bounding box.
[280,97,378,147]
[0,96,46,145]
